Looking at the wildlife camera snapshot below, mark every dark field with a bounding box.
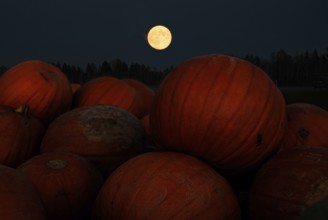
[279,87,328,111]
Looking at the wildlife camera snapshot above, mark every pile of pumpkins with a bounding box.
[0,55,327,220]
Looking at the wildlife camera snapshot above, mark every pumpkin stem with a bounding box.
[15,104,30,117]
[46,159,68,169]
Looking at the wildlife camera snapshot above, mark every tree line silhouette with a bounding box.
[0,49,327,87]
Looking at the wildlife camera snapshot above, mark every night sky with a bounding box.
[1,0,327,70]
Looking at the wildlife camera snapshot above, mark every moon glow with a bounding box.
[147,25,172,50]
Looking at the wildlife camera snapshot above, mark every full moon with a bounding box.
[147,25,172,50]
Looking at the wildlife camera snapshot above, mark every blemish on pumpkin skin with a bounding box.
[298,127,309,140]
[256,133,263,147]
[39,72,58,82]
[78,105,145,150]
[305,177,328,206]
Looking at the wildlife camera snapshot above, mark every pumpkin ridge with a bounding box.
[153,65,183,148]
[106,154,143,217]
[91,79,116,105]
[167,194,198,219]
[28,85,52,119]
[177,57,214,150]
[39,72,57,83]
[74,77,108,105]
[124,155,172,218]
[113,82,136,112]
[204,66,259,164]
[191,56,234,153]
[196,56,240,156]
[4,120,24,165]
[199,58,256,163]
[245,88,286,167]
[220,67,271,159]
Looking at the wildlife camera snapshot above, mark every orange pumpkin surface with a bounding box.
[17,151,104,220]
[92,152,241,220]
[150,54,287,175]
[248,146,328,220]
[73,76,143,118]
[122,78,155,118]
[40,104,146,177]
[281,103,328,150]
[0,164,46,219]
[0,60,72,124]
[0,104,44,167]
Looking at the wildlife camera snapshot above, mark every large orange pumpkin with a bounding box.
[92,152,241,220]
[17,151,104,220]
[280,103,328,151]
[40,104,146,177]
[73,76,143,118]
[0,164,46,219]
[150,54,287,175]
[248,146,328,220]
[122,78,155,118]
[0,60,72,124]
[0,104,44,167]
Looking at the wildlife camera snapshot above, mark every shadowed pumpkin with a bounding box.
[92,152,241,220]
[73,76,143,118]
[0,104,44,167]
[40,104,146,177]
[0,60,72,124]
[17,151,104,220]
[280,103,328,151]
[150,54,287,175]
[248,146,328,220]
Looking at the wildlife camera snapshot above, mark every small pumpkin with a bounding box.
[0,104,44,167]
[0,60,72,124]
[92,152,241,220]
[73,76,143,118]
[280,103,328,151]
[17,151,104,220]
[70,82,81,94]
[248,146,328,220]
[122,78,155,118]
[150,54,287,175]
[0,164,46,219]
[40,104,146,177]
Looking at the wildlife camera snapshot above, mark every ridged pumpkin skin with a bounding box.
[122,78,155,118]
[0,60,72,124]
[0,164,46,219]
[40,104,146,177]
[150,54,287,175]
[0,104,44,167]
[17,152,104,220]
[281,103,328,150]
[248,146,328,220]
[74,76,143,118]
[92,152,241,220]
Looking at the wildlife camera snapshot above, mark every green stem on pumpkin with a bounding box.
[15,104,30,117]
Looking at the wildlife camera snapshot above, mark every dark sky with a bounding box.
[1,0,327,70]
